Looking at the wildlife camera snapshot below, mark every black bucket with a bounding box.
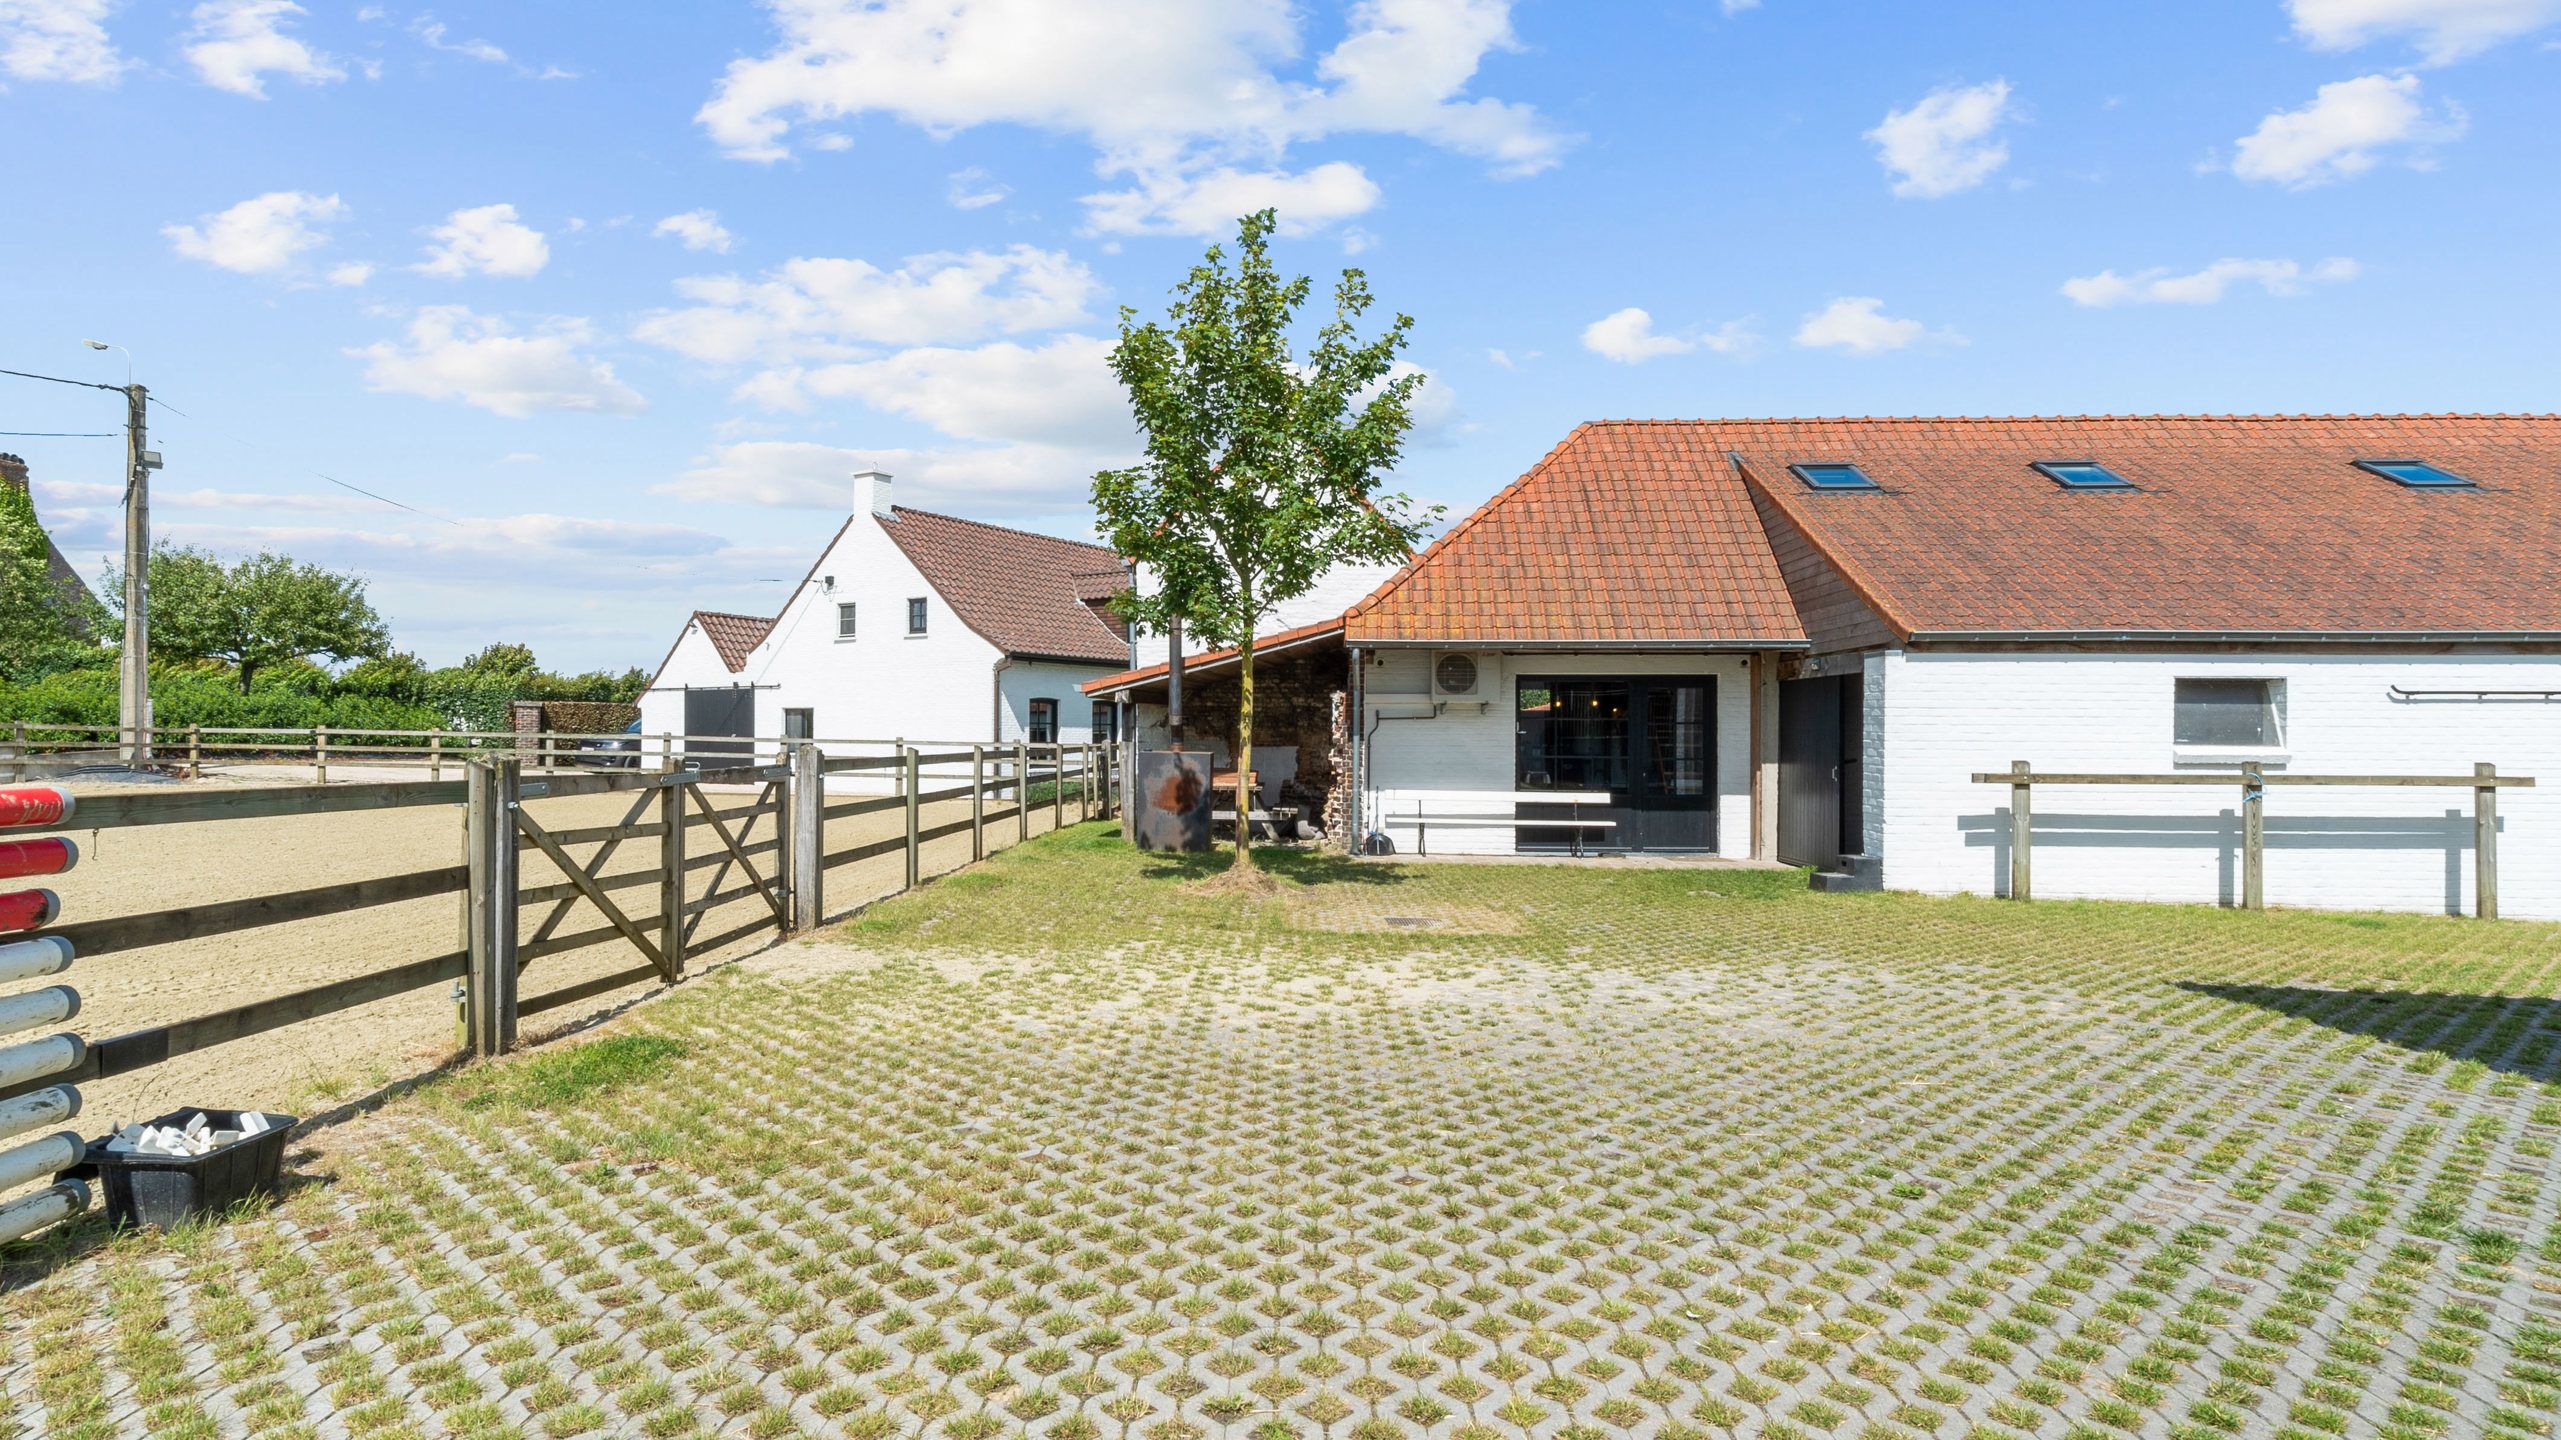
[83,1108,297,1231]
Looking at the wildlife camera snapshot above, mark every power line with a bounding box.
[0,430,115,438]
[0,366,122,394]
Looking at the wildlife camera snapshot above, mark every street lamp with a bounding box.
[82,340,151,765]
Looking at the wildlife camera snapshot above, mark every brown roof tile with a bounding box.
[878,509,1130,664]
[692,610,777,671]
[1344,423,1808,645]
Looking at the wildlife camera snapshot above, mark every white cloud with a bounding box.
[36,479,386,514]
[325,259,373,287]
[1867,79,2015,198]
[417,202,550,278]
[163,190,348,275]
[2228,73,2464,187]
[183,0,345,98]
[1579,307,1755,364]
[352,307,645,418]
[1793,297,1930,355]
[0,0,127,83]
[696,0,1564,236]
[634,245,1100,364]
[1082,161,1383,238]
[1582,307,1692,364]
[779,334,1135,449]
[653,209,735,253]
[663,439,1115,518]
[946,167,1009,210]
[2061,256,2360,307]
[1722,0,1759,11]
[410,15,505,64]
[2287,0,2561,62]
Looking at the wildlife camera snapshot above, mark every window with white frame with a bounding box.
[836,603,856,639]
[2174,678,2284,750]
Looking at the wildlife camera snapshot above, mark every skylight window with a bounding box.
[1790,463,1877,492]
[2355,459,2476,489]
[2031,460,2134,491]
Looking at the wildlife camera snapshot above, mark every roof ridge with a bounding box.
[890,505,1120,558]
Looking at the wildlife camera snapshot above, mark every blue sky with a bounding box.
[3,0,2556,671]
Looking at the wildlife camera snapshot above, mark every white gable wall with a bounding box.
[998,660,1113,745]
[1874,650,2561,918]
[637,622,746,743]
[1358,650,1756,858]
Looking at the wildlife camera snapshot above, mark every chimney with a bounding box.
[0,454,26,492]
[853,469,894,519]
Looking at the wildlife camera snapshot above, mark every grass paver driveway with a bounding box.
[6,824,2560,1440]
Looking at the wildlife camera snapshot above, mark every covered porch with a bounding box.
[1084,620,1356,840]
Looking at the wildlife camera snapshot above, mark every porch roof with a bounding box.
[1081,618,1346,698]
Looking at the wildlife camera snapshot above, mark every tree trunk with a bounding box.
[1233,640,1256,867]
[236,659,256,694]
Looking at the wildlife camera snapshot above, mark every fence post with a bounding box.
[1017,742,1030,844]
[904,747,922,891]
[2008,760,2032,902]
[791,741,823,932]
[1079,744,1092,823]
[6,722,20,784]
[971,745,986,862]
[430,732,442,782]
[465,758,520,1057]
[2476,762,2499,921]
[893,737,905,799]
[186,724,202,779]
[659,771,686,977]
[1051,746,1064,831]
[314,726,329,785]
[2240,762,2265,912]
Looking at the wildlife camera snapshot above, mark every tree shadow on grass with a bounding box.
[1136,846,1409,888]
[2178,983,2561,1081]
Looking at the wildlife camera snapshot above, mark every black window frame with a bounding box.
[835,602,857,639]
[2030,459,2136,491]
[2354,458,2477,490]
[782,708,814,741]
[1789,462,1879,492]
[1028,698,1058,745]
[1091,700,1117,743]
[906,597,929,634]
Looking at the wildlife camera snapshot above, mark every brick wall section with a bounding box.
[1746,477,1897,656]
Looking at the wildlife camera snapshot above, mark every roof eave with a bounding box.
[1906,629,2561,646]
[1352,637,1810,652]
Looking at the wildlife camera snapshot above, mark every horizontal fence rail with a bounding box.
[0,738,1116,1167]
[1974,761,2533,917]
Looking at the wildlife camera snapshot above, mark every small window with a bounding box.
[2355,458,2475,489]
[2174,678,2282,749]
[1091,701,1117,742]
[907,597,928,634]
[783,708,813,741]
[836,603,857,639]
[2031,460,2134,491]
[1028,698,1057,745]
[1790,462,1878,491]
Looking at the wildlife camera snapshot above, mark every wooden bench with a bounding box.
[1213,805,1301,840]
[1399,791,1615,857]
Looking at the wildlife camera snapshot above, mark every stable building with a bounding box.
[1090,414,2561,919]
[641,471,1132,753]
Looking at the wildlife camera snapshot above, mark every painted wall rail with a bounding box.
[1974,761,2533,917]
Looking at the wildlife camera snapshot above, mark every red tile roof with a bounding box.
[1348,415,2561,647]
[693,610,776,671]
[1344,423,1809,646]
[877,508,1130,664]
[1081,617,1348,696]
[1719,414,2561,637]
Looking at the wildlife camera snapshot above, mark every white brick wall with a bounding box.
[1360,652,1756,858]
[1876,650,2561,918]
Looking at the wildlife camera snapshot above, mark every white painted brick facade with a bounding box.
[1359,651,1756,858]
[1875,650,2561,918]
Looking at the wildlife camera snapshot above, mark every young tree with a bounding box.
[1092,209,1437,869]
[0,478,105,680]
[119,546,391,693]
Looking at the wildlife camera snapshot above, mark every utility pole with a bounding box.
[118,383,150,765]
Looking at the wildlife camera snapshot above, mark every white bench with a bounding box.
[1399,791,1615,856]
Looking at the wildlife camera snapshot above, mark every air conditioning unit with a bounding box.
[1431,652,1483,700]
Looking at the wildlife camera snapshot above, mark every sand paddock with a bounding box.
[37,761,1089,1127]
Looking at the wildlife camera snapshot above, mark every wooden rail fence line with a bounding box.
[0,741,1115,1129]
[1973,761,2533,917]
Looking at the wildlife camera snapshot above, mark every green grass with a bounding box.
[8,822,2558,1439]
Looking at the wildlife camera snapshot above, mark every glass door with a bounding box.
[1515,677,1714,852]
[1635,681,1714,851]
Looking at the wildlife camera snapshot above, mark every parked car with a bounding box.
[576,719,643,768]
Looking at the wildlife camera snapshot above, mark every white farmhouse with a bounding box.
[640,472,1132,752]
[1090,414,2561,919]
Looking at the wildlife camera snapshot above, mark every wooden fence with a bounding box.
[0,740,1112,1115]
[1974,761,2533,917]
[2,721,826,783]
